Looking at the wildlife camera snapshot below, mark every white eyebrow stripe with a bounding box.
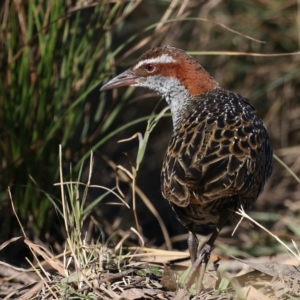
[133,54,176,70]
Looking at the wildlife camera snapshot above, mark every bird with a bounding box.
[100,45,273,293]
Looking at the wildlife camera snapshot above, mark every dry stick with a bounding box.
[117,14,267,64]
[17,281,44,300]
[7,187,26,237]
[155,0,182,32]
[165,17,265,43]
[121,248,188,260]
[118,28,300,66]
[118,133,145,236]
[177,0,189,17]
[118,133,143,236]
[116,13,191,64]
[116,164,141,235]
[127,277,145,286]
[78,268,135,292]
[115,0,190,64]
[134,185,172,251]
[25,258,58,300]
[115,233,131,253]
[98,268,135,284]
[187,51,300,57]
[153,0,189,46]
[1,0,10,29]
[99,284,121,299]
[124,227,146,263]
[131,227,145,248]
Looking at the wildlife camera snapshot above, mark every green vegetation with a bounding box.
[0,1,138,236]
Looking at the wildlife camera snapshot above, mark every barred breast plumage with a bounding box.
[161,88,272,232]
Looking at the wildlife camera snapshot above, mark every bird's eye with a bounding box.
[144,63,156,73]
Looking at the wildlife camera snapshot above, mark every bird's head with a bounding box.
[100,45,218,96]
[100,46,218,126]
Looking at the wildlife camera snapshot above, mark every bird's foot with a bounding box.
[185,243,212,294]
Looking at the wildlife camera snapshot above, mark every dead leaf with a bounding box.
[172,289,189,300]
[120,288,154,299]
[24,238,65,277]
[18,281,44,300]
[233,256,300,281]
[0,236,24,251]
[242,286,274,300]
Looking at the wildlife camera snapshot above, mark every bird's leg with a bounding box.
[185,243,211,293]
[185,209,232,294]
[187,231,198,264]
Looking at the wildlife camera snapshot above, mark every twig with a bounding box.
[78,268,135,292]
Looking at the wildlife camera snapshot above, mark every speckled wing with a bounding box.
[161,89,272,208]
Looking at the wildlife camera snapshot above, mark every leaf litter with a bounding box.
[1,235,300,299]
[1,143,300,299]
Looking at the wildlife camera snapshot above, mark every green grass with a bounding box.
[0,0,139,236]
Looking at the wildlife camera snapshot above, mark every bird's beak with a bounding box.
[100,69,139,91]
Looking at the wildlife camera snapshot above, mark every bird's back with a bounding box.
[161,88,272,231]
